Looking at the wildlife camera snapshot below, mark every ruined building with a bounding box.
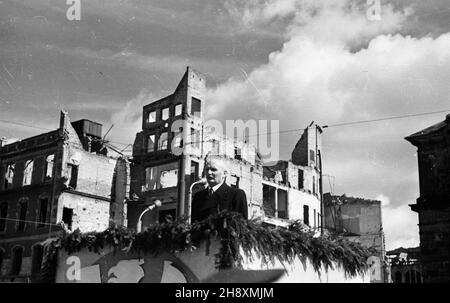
[405,114,450,283]
[262,124,323,228]
[323,194,387,283]
[387,246,423,283]
[0,111,129,281]
[128,67,323,232]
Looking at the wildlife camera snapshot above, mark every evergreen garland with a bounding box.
[41,211,373,282]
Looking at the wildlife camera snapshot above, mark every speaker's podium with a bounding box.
[55,238,369,283]
[56,239,284,283]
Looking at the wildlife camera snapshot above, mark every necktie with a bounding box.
[208,187,214,197]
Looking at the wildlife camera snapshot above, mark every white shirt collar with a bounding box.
[209,181,224,193]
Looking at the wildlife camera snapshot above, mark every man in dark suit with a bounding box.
[191,156,248,222]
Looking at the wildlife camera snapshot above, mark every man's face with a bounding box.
[205,159,225,187]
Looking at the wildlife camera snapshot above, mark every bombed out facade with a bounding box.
[323,194,387,282]
[0,112,129,281]
[128,67,323,232]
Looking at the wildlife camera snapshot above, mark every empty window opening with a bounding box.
[175,104,183,116]
[67,164,78,189]
[4,163,15,189]
[191,97,201,117]
[234,147,242,160]
[0,250,3,273]
[303,205,310,226]
[145,162,179,190]
[147,134,155,153]
[277,189,288,219]
[23,160,34,186]
[38,198,48,227]
[298,169,304,189]
[147,111,156,123]
[158,132,168,150]
[162,107,170,120]
[44,155,54,180]
[190,161,199,183]
[62,207,73,231]
[10,247,23,275]
[263,184,276,217]
[0,202,7,232]
[17,201,28,231]
[31,245,44,275]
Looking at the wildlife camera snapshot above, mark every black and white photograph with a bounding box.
[0,0,449,289]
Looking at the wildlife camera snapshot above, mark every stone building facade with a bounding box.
[262,123,323,229]
[128,67,323,231]
[0,111,128,281]
[405,114,450,283]
[387,247,423,283]
[323,194,387,282]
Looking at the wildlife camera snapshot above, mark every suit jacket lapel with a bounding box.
[213,183,230,211]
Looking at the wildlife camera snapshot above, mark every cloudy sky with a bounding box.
[1,0,450,250]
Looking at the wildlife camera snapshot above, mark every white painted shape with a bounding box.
[160,260,187,283]
[107,259,145,283]
[76,265,101,283]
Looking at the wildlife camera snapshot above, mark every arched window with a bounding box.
[0,202,8,232]
[17,200,28,231]
[31,245,44,275]
[394,271,402,283]
[0,249,4,275]
[10,246,23,275]
[417,271,422,283]
[405,271,410,283]
[23,160,34,186]
[411,270,416,283]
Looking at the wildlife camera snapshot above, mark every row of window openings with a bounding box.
[147,134,242,164]
[263,187,320,227]
[263,204,320,228]
[143,160,240,191]
[147,128,200,153]
[146,98,201,124]
[298,170,318,195]
[0,198,49,233]
[0,245,45,277]
[3,155,54,190]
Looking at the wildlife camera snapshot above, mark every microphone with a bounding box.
[148,200,162,210]
[137,200,162,232]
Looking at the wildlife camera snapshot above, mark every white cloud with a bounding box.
[376,194,391,206]
[382,204,420,250]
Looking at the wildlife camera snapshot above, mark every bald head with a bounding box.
[204,157,227,187]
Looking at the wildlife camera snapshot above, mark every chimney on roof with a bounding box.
[60,110,69,129]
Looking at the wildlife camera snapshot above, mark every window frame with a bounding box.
[17,199,28,232]
[147,110,157,123]
[158,132,168,151]
[147,134,156,153]
[23,159,34,186]
[3,162,15,190]
[191,97,201,117]
[0,202,8,232]
[161,107,170,121]
[43,154,54,182]
[37,197,49,228]
[174,103,183,116]
[144,162,179,191]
